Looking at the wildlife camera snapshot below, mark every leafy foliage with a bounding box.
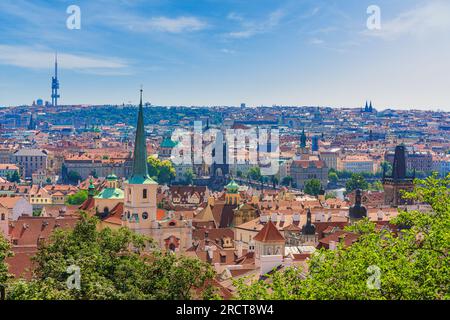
[0,234,13,298]
[6,214,215,300]
[147,156,176,184]
[345,173,369,193]
[328,171,338,185]
[67,171,82,185]
[281,176,293,187]
[304,179,322,196]
[236,174,450,300]
[248,167,262,181]
[66,190,88,205]
[6,171,20,183]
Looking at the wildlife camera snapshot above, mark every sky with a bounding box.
[0,0,449,110]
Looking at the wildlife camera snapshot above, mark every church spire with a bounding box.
[300,129,307,149]
[130,88,151,181]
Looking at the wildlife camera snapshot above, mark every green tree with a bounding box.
[67,171,82,185]
[281,176,293,187]
[66,190,88,205]
[325,191,337,200]
[0,234,13,300]
[248,167,262,182]
[271,176,279,189]
[345,173,369,193]
[147,156,176,184]
[6,171,20,183]
[380,161,392,176]
[304,179,321,196]
[182,169,194,185]
[328,171,338,185]
[6,214,215,300]
[369,180,384,191]
[236,174,450,300]
[158,160,176,184]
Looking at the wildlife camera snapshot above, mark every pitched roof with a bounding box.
[253,220,285,243]
[79,196,95,211]
[0,196,25,209]
[102,202,123,225]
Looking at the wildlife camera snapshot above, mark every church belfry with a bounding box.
[123,88,158,231]
[383,145,414,207]
[349,189,367,221]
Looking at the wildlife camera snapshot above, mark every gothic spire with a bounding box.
[300,129,307,149]
[130,88,151,181]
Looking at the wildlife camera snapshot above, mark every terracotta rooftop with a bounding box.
[253,220,285,243]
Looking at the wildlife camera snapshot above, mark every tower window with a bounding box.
[142,212,149,220]
[1,213,5,221]
[143,189,147,199]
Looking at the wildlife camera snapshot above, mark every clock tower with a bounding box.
[123,89,158,232]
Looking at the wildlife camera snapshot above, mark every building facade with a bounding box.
[12,149,48,179]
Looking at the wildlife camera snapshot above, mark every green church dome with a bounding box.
[225,180,240,193]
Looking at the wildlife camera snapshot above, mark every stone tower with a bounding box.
[383,145,414,207]
[123,89,159,232]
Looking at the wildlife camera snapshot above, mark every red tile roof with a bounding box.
[253,220,285,243]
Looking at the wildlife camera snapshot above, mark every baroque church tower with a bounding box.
[123,89,159,232]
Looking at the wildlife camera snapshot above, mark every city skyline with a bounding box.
[0,0,450,110]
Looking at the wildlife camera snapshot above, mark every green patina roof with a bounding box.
[88,179,95,197]
[128,89,157,185]
[94,187,124,200]
[225,180,240,193]
[106,173,118,181]
[125,176,158,185]
[160,138,178,148]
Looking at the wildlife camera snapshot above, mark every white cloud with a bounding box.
[146,16,207,33]
[220,48,236,55]
[0,45,128,71]
[364,1,450,40]
[309,38,325,45]
[225,9,285,39]
[115,15,207,34]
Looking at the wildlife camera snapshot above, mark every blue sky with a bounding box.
[0,0,449,110]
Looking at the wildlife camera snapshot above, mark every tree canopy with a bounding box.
[66,190,88,205]
[147,156,176,185]
[5,214,215,300]
[236,174,450,300]
[0,234,12,299]
[304,179,322,196]
[345,173,369,193]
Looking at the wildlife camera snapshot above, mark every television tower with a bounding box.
[51,52,60,107]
